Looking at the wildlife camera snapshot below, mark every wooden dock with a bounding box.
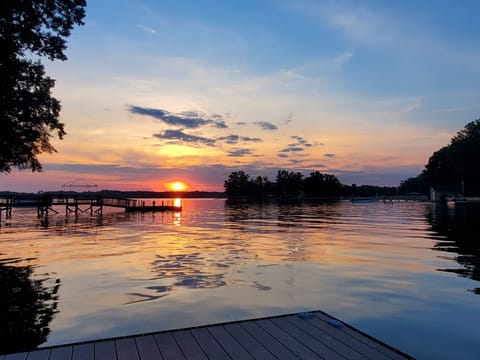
[0,194,181,221]
[2,311,413,360]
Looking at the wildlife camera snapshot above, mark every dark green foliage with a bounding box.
[224,169,343,200]
[252,175,275,198]
[424,146,457,184]
[0,259,60,354]
[303,171,341,197]
[224,171,252,198]
[398,173,429,195]
[447,120,480,194]
[0,0,86,172]
[275,170,303,198]
[401,119,480,195]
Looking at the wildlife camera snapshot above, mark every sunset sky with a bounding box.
[3,0,480,192]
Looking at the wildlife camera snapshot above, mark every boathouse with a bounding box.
[430,184,463,202]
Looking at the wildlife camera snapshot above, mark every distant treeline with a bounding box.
[98,190,224,199]
[0,190,225,199]
[224,170,397,201]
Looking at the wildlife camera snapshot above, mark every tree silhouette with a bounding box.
[401,119,480,195]
[0,0,86,172]
[275,170,303,198]
[0,258,60,354]
[224,171,252,198]
[303,171,341,197]
[448,120,480,194]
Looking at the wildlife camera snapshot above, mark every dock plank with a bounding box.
[208,325,255,360]
[115,338,139,360]
[240,321,299,359]
[4,353,26,360]
[223,323,275,360]
[135,335,162,360]
[25,349,50,360]
[94,340,116,360]
[190,327,230,360]
[256,318,322,360]
[154,332,185,360]
[49,346,73,360]
[285,315,368,360]
[172,330,207,360]
[314,312,409,360]
[72,343,94,360]
[271,316,346,360]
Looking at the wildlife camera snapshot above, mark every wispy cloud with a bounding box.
[291,135,314,147]
[152,130,263,151]
[281,51,354,79]
[254,121,278,130]
[217,135,262,145]
[432,105,478,113]
[129,105,228,129]
[280,147,304,153]
[332,51,353,67]
[153,129,215,146]
[284,113,293,125]
[324,153,336,158]
[327,8,388,45]
[398,102,421,114]
[277,135,321,158]
[137,24,157,34]
[227,149,253,157]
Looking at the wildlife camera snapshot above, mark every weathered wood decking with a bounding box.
[2,311,413,360]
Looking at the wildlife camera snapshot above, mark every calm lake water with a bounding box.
[1,199,479,359]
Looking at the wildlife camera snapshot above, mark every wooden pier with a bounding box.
[351,195,428,203]
[1,311,413,360]
[0,194,181,221]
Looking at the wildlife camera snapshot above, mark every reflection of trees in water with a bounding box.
[428,204,480,294]
[0,257,60,354]
[225,200,341,229]
[224,202,272,226]
[224,201,342,262]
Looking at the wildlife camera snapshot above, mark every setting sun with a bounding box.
[167,181,188,191]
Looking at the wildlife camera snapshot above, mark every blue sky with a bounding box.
[3,0,480,191]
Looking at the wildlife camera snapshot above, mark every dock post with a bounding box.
[153,201,156,213]
[6,197,12,218]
